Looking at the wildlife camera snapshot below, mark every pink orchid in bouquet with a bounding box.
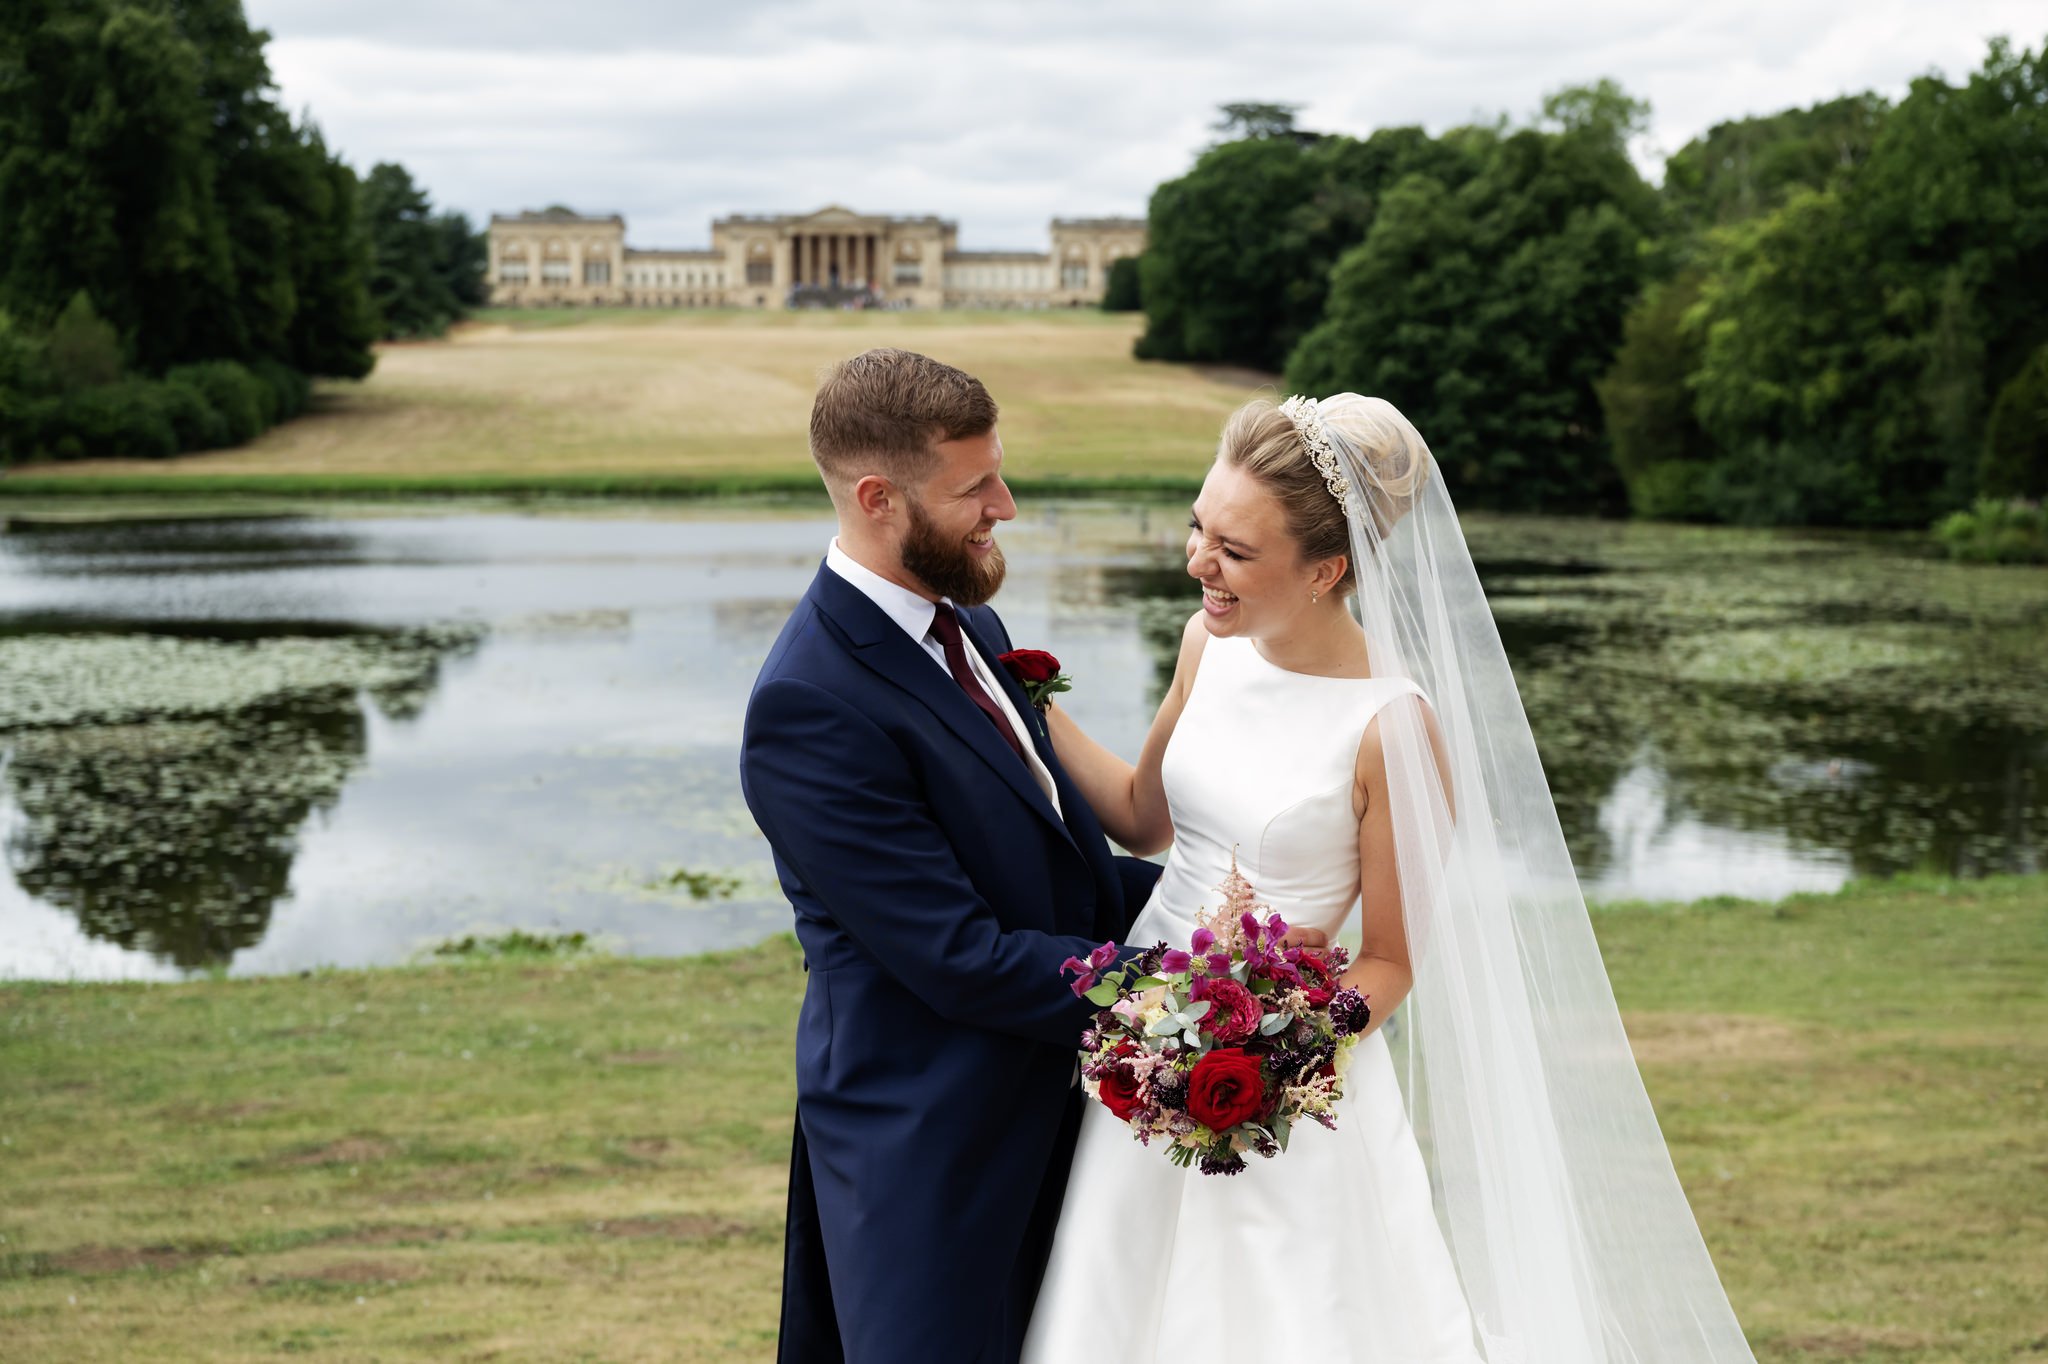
[1062,856,1371,1176]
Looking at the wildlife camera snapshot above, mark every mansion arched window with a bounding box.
[893,241,922,287]
[541,241,572,284]
[1061,248,1090,291]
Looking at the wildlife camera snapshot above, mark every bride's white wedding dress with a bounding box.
[1024,633,1484,1363]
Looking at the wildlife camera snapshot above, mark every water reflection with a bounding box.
[6,705,365,968]
[0,624,474,968]
[0,503,2042,979]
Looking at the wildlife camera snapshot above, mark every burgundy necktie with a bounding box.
[929,602,1027,762]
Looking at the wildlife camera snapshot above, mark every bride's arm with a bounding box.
[1341,696,1455,1036]
[1045,612,1208,858]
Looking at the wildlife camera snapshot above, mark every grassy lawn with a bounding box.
[2,875,2043,1362]
[0,310,1264,496]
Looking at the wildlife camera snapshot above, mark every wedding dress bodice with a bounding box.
[1134,632,1425,946]
[1027,630,1482,1364]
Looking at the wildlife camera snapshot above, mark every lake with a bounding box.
[2,501,2042,980]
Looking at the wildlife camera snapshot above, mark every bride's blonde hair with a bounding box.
[1217,396,1429,593]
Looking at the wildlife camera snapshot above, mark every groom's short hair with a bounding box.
[810,348,998,496]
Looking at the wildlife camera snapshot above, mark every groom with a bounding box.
[740,348,1161,1363]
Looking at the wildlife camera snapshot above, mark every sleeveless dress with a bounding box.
[1023,633,1485,1363]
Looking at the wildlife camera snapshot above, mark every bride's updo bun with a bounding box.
[1218,394,1432,592]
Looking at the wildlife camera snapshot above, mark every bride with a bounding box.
[1023,396,1757,1362]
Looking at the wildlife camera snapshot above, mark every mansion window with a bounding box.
[746,260,772,284]
[1061,263,1089,290]
[498,263,529,282]
[894,264,922,286]
[584,261,611,284]
[541,261,572,282]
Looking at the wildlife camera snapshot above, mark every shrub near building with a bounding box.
[1,297,310,464]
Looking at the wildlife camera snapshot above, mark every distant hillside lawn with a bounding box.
[5,311,1268,491]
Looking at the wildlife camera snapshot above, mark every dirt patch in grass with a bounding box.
[47,1243,220,1274]
[1624,1012,1811,1065]
[1776,1327,1934,1356]
[263,1258,425,1285]
[585,1216,748,1242]
[160,1097,284,1123]
[318,1224,455,1248]
[619,1137,671,1159]
[271,1137,400,1168]
[525,1162,590,1180]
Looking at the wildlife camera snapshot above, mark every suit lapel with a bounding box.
[958,609,1126,930]
[811,567,1078,851]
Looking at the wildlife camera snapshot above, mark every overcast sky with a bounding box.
[245,1,2042,251]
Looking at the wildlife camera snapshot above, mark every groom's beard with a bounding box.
[901,497,1006,606]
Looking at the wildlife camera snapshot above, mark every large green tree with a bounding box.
[1663,94,1890,237]
[359,162,460,338]
[1286,88,1660,513]
[0,0,376,379]
[1136,121,1481,372]
[1595,269,1715,518]
[1687,36,2048,525]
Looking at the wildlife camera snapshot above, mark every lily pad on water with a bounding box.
[1665,626,1948,688]
[0,627,483,733]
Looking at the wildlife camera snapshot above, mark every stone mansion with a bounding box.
[485,205,1145,310]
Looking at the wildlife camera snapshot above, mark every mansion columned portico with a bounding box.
[486,205,1144,310]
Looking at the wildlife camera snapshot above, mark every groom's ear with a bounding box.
[851,473,902,525]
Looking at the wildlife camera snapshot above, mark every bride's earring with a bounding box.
[1310,589,1319,604]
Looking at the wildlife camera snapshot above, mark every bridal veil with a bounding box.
[1284,393,1758,1363]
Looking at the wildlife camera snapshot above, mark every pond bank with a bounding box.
[2,872,2043,1362]
[0,472,1205,502]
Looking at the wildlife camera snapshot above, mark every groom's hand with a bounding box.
[1280,926,1329,950]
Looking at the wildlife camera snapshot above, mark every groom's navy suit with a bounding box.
[741,560,1158,1364]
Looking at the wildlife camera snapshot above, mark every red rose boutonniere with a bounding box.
[998,649,1072,711]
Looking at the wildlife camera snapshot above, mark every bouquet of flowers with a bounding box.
[1061,858,1371,1176]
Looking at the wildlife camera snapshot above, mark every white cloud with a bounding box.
[245,0,2044,249]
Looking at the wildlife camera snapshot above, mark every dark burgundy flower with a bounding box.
[1329,987,1372,1037]
[1297,950,1338,1008]
[1201,977,1264,1046]
[998,649,1061,684]
[1199,1147,1247,1176]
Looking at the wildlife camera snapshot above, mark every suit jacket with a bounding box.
[740,562,1159,1363]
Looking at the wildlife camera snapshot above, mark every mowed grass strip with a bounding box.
[2,877,2043,1362]
[2,311,1266,492]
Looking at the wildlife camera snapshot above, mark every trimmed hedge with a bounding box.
[6,359,312,464]
[1982,344,2048,500]
[1934,498,2048,564]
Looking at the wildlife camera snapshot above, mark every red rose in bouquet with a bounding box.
[1096,1065,1146,1123]
[1187,1048,1268,1131]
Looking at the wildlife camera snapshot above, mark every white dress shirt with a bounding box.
[826,538,1063,816]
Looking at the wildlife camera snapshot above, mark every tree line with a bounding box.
[0,0,485,465]
[1130,41,2048,543]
